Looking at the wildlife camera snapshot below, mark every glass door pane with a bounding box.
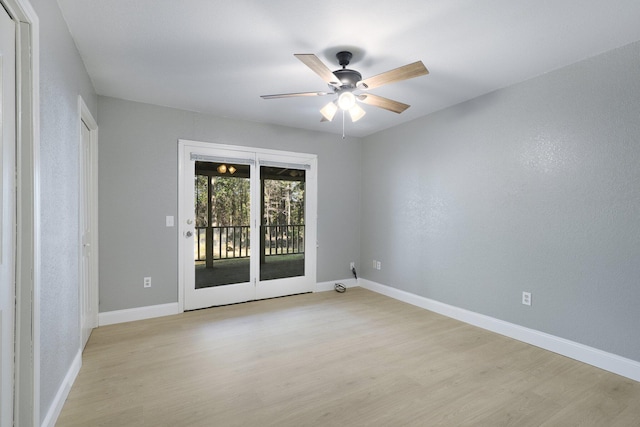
[194,161,251,288]
[259,165,305,281]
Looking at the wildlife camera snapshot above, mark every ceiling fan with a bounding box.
[261,51,429,123]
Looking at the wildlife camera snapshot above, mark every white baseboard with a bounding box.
[97,281,358,326]
[41,349,81,427]
[315,278,358,292]
[98,302,181,326]
[359,279,640,383]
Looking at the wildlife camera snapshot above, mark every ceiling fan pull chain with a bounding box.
[342,110,346,139]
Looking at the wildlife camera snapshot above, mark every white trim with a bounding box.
[78,95,99,349]
[99,278,359,325]
[177,143,185,312]
[2,0,40,425]
[78,96,97,129]
[359,279,640,383]
[314,278,358,293]
[31,7,42,424]
[98,277,359,325]
[178,139,315,159]
[98,303,181,326]
[40,350,81,427]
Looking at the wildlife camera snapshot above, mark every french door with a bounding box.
[179,141,317,310]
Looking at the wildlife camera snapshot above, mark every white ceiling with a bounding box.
[57,0,640,138]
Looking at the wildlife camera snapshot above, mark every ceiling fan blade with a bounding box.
[261,91,329,99]
[294,54,340,86]
[358,93,410,114]
[359,61,429,90]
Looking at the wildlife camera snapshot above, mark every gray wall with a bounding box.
[360,40,640,361]
[97,96,362,312]
[29,1,640,421]
[31,0,97,422]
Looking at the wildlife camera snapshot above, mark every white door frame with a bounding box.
[0,6,17,426]
[178,139,317,311]
[78,96,98,349]
[2,0,40,425]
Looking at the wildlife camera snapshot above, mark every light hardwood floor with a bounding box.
[56,288,640,426]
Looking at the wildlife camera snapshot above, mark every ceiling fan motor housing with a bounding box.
[333,68,362,89]
[336,51,352,66]
[332,51,361,90]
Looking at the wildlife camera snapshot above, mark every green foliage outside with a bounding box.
[194,175,304,227]
[263,179,305,226]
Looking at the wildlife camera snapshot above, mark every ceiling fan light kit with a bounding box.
[320,101,338,122]
[348,103,366,122]
[261,50,429,130]
[337,91,356,110]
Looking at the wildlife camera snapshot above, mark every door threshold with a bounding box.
[184,291,313,312]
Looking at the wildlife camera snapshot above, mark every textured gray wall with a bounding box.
[31,0,98,422]
[28,2,640,421]
[360,41,640,361]
[97,96,362,312]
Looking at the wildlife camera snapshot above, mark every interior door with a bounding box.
[79,119,97,348]
[0,6,16,426]
[179,141,317,311]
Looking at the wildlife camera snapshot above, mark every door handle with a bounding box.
[185,230,193,238]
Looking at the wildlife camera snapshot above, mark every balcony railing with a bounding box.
[195,226,250,261]
[263,224,305,256]
[195,224,304,262]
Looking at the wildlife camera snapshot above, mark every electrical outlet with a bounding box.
[350,262,355,270]
[522,291,531,306]
[144,277,152,288]
[376,261,381,270]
